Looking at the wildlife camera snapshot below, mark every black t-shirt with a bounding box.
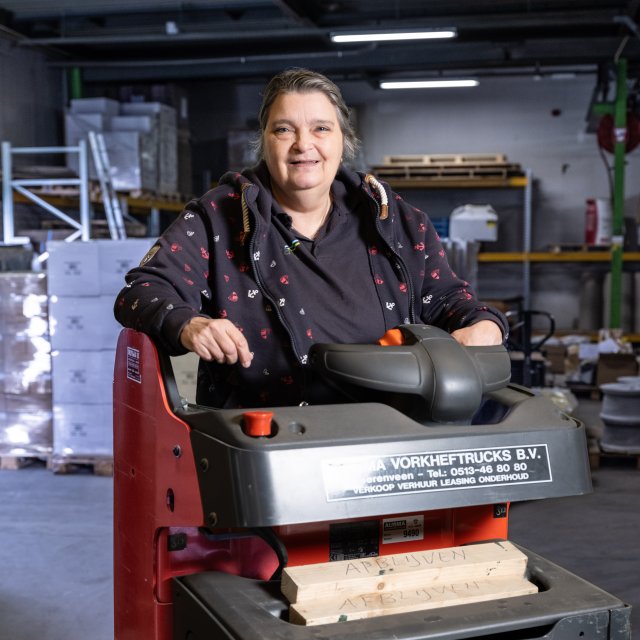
[271,198,387,347]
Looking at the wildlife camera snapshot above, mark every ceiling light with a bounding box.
[380,79,479,89]
[165,21,180,36]
[331,29,456,43]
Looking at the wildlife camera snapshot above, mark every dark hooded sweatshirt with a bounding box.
[114,162,507,408]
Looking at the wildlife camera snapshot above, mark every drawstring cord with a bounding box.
[240,174,389,245]
[365,174,389,220]
[240,183,252,245]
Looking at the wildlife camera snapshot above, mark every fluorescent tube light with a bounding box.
[331,29,456,43]
[380,79,479,89]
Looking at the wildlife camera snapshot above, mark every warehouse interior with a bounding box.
[1,1,640,639]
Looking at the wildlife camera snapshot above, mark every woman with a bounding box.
[114,68,507,408]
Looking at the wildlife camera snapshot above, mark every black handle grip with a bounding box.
[310,325,511,424]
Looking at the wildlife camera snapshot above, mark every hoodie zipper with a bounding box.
[244,190,306,364]
[366,182,417,324]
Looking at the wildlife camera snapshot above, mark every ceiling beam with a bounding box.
[64,37,638,84]
[270,0,317,27]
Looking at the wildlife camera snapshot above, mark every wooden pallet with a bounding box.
[382,153,508,166]
[371,164,524,181]
[547,243,611,253]
[589,441,640,470]
[0,455,48,471]
[50,455,114,476]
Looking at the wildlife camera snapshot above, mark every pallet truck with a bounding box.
[113,324,631,639]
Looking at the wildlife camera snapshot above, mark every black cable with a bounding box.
[250,527,289,581]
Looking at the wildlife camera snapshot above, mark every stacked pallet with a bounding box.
[47,238,153,474]
[0,273,52,466]
[371,153,524,182]
[282,540,537,626]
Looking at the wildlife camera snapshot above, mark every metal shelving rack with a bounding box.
[2,140,91,244]
[387,169,533,307]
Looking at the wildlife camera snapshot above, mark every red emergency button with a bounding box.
[242,411,274,437]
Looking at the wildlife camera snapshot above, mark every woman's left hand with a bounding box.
[451,320,503,346]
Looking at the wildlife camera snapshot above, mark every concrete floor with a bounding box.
[0,400,638,640]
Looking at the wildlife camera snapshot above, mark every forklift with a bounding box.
[113,324,630,639]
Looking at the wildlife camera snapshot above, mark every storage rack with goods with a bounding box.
[374,155,640,338]
[372,154,533,307]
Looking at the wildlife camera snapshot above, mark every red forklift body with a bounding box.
[113,327,629,640]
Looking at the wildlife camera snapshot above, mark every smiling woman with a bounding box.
[263,92,344,238]
[114,67,507,409]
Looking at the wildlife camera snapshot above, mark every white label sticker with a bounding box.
[322,444,552,502]
[382,515,424,544]
[126,347,141,383]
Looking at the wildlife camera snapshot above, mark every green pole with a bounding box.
[68,67,83,100]
[609,58,627,330]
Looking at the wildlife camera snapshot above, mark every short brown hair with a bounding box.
[254,68,359,161]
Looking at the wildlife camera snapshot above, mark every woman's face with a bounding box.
[262,90,344,201]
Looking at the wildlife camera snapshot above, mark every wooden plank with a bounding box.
[50,455,114,476]
[289,575,538,626]
[382,154,508,166]
[282,541,527,604]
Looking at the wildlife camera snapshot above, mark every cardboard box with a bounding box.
[46,240,100,296]
[53,402,112,456]
[101,296,124,349]
[97,238,153,294]
[542,344,566,374]
[70,97,120,117]
[49,296,121,350]
[51,350,115,404]
[170,351,199,404]
[109,115,155,133]
[596,353,639,386]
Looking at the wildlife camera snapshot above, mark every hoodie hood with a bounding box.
[219,161,386,226]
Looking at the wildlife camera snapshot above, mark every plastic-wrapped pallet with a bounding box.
[120,102,178,194]
[103,131,157,192]
[0,272,53,458]
[64,112,108,180]
[65,98,120,181]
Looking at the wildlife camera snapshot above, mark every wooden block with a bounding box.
[289,575,538,626]
[50,456,114,476]
[0,456,34,470]
[282,541,528,604]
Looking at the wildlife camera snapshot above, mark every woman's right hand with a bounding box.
[179,317,253,368]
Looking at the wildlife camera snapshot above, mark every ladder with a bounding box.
[88,131,127,240]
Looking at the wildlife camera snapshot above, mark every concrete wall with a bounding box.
[0,34,63,148]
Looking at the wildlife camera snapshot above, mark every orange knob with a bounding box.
[242,411,274,437]
[377,328,404,346]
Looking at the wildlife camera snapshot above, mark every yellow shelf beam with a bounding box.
[478,251,640,262]
[11,190,185,214]
[387,176,528,189]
